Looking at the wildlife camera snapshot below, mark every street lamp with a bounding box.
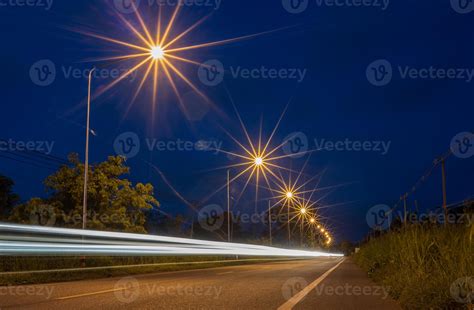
[82,68,96,231]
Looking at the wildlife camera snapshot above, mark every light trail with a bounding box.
[0,223,343,258]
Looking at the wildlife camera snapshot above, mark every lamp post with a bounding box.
[268,200,272,246]
[227,169,231,242]
[286,192,294,246]
[82,68,96,231]
[299,208,307,247]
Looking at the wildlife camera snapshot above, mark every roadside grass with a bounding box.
[354,224,474,309]
[0,256,297,286]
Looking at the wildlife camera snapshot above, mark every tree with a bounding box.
[0,175,20,219]
[9,154,159,233]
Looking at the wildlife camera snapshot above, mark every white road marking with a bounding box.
[277,258,346,310]
[55,288,126,300]
[217,271,234,275]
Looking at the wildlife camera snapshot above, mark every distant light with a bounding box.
[255,157,264,166]
[300,208,307,215]
[151,46,165,60]
[286,192,294,199]
[321,228,325,233]
[310,218,316,224]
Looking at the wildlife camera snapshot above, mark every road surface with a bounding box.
[0,258,400,309]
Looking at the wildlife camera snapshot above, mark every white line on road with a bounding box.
[55,288,126,300]
[217,271,234,275]
[277,258,346,310]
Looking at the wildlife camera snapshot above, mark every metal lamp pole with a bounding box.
[82,68,96,230]
[227,169,231,242]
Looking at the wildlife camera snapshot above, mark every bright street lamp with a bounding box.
[150,46,165,59]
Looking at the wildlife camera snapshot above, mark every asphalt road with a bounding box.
[0,258,401,310]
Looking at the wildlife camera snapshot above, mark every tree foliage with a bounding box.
[0,175,20,219]
[9,154,159,233]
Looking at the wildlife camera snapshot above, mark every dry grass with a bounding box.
[354,224,474,309]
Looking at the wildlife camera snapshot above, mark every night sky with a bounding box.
[1,0,473,242]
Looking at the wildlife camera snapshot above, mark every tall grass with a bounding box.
[354,224,473,309]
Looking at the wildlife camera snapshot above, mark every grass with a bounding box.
[0,256,296,286]
[354,224,474,309]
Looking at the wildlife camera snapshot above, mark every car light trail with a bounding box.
[0,223,343,258]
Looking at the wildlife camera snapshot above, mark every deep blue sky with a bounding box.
[0,0,473,242]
